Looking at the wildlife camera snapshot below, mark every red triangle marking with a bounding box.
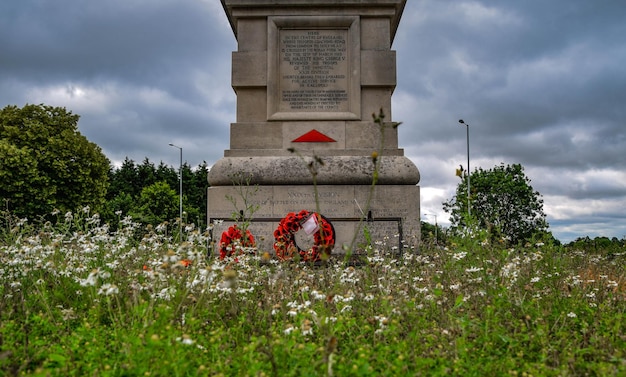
[292,129,336,143]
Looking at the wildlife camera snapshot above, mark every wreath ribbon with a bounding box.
[273,210,335,262]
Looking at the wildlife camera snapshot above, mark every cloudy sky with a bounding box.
[1,1,625,242]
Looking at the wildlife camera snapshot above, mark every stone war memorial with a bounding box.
[208,0,420,258]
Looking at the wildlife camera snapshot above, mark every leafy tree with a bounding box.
[155,161,178,189]
[566,236,625,254]
[0,140,46,217]
[106,158,209,227]
[131,181,179,226]
[107,157,140,200]
[185,161,209,226]
[0,104,109,219]
[137,158,157,190]
[420,220,447,246]
[443,163,549,245]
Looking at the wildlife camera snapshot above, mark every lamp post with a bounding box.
[168,143,183,238]
[424,213,438,245]
[458,120,470,217]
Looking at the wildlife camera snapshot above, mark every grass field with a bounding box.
[1,211,624,376]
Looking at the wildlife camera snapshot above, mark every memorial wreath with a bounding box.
[273,210,335,262]
[219,224,256,260]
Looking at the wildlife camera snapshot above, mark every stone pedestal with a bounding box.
[209,0,420,255]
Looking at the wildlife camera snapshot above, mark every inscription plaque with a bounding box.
[280,29,349,112]
[268,16,360,120]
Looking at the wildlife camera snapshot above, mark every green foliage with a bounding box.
[104,158,209,228]
[130,181,179,226]
[444,163,549,245]
[1,216,624,376]
[0,104,110,219]
[106,157,140,199]
[421,220,447,246]
[566,236,625,255]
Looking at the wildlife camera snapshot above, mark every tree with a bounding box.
[0,104,110,219]
[420,220,447,246]
[107,157,140,200]
[185,161,209,227]
[566,236,625,254]
[137,158,157,190]
[106,159,209,227]
[443,163,549,244]
[155,161,178,189]
[131,181,179,226]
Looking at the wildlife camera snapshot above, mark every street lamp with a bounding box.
[458,119,470,217]
[169,143,183,238]
[424,213,438,245]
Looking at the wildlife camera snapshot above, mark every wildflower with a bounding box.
[98,283,119,296]
[10,281,22,289]
[180,259,192,268]
[452,251,467,261]
[567,312,577,318]
[177,335,194,345]
[60,308,76,321]
[79,270,99,287]
[100,269,112,279]
[284,325,295,335]
[155,287,176,301]
[374,315,389,330]
[311,290,326,300]
[301,319,313,336]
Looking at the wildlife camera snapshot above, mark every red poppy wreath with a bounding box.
[219,224,256,260]
[273,210,335,262]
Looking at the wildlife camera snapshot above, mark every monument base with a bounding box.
[208,184,420,256]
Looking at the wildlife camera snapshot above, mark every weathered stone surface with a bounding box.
[267,16,361,121]
[208,184,420,252]
[361,50,396,87]
[208,155,419,186]
[209,0,419,252]
[232,51,267,87]
[221,1,407,46]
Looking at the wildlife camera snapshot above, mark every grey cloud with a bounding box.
[1,0,625,242]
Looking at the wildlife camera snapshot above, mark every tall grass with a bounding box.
[1,210,624,376]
